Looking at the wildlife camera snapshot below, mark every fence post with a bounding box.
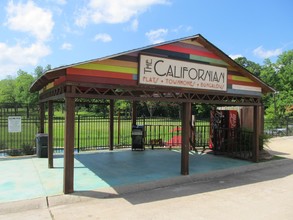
[252,106,260,162]
[26,104,30,118]
[48,101,54,168]
[77,115,80,153]
[39,102,45,133]
[109,99,114,151]
[117,111,121,145]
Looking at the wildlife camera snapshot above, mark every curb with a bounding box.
[1,158,292,214]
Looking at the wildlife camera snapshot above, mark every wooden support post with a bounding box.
[48,101,54,168]
[252,105,260,162]
[109,99,114,151]
[181,102,191,175]
[39,102,45,133]
[132,101,137,126]
[260,105,264,136]
[118,111,121,145]
[64,97,75,194]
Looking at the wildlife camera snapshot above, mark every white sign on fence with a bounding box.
[8,116,22,133]
[139,54,227,91]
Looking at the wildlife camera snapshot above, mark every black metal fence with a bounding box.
[0,117,39,156]
[210,128,254,160]
[264,117,293,136]
[1,115,292,158]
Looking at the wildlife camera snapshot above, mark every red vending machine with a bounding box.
[209,110,239,151]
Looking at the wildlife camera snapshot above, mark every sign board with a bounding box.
[139,55,227,91]
[8,116,22,133]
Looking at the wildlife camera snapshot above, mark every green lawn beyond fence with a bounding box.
[1,115,291,157]
[1,116,209,156]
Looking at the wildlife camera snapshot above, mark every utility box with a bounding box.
[131,125,145,151]
[36,133,48,158]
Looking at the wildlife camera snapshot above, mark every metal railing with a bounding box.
[210,128,254,160]
[1,115,291,158]
[264,117,293,137]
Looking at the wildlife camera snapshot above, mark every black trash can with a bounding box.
[36,133,48,158]
[131,125,145,151]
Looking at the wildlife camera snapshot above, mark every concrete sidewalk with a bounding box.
[265,136,293,159]
[0,136,292,218]
[0,148,252,204]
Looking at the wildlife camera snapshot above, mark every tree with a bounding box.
[33,65,51,79]
[144,101,157,117]
[115,100,131,118]
[275,50,293,92]
[14,70,38,106]
[0,77,16,103]
[260,50,293,120]
[234,57,262,77]
[260,59,279,90]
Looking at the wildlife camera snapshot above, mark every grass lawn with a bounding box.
[1,116,211,153]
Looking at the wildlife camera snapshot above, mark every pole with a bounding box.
[181,102,191,175]
[48,101,54,168]
[64,97,75,194]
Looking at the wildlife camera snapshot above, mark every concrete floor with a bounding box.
[0,148,252,203]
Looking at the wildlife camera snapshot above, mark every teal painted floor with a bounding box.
[0,149,252,203]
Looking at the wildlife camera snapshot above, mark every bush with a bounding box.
[0,141,6,150]
[22,143,35,155]
[7,149,23,156]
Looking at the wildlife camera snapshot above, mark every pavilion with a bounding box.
[30,34,274,194]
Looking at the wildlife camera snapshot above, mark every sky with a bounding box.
[0,0,292,79]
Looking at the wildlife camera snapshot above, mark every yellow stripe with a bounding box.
[232,84,262,92]
[93,59,138,68]
[181,39,204,47]
[232,75,253,82]
[73,63,137,74]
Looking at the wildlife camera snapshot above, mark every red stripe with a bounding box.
[156,44,221,60]
[228,79,259,87]
[65,75,137,86]
[54,76,66,86]
[67,67,134,80]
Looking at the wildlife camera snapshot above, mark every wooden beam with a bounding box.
[109,99,114,151]
[252,105,260,162]
[181,102,191,175]
[64,97,75,194]
[48,101,54,168]
[39,102,45,133]
[132,101,137,126]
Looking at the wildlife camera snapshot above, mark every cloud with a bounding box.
[0,42,51,78]
[253,46,282,59]
[61,43,72,50]
[0,1,54,79]
[146,28,168,44]
[5,1,54,42]
[130,19,139,31]
[229,54,243,60]
[171,25,192,33]
[56,0,67,5]
[75,0,169,27]
[94,33,112,42]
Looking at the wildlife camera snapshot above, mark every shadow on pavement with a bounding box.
[72,150,293,205]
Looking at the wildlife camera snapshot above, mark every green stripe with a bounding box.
[74,63,137,74]
[190,54,228,66]
[232,75,253,82]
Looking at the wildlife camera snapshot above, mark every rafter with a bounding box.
[39,83,261,106]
